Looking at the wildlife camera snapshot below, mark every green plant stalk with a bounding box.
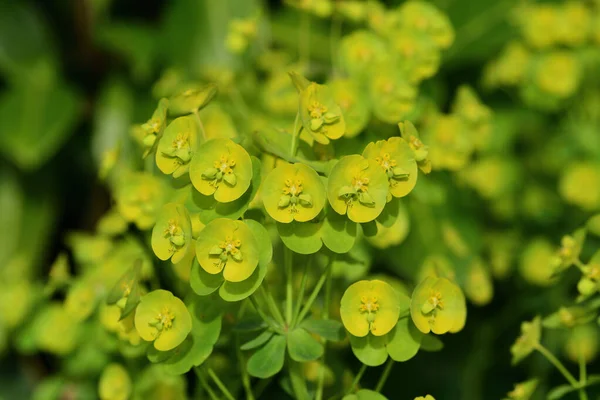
[291,257,310,328]
[347,364,368,395]
[195,368,219,400]
[579,345,589,400]
[316,264,333,400]
[290,111,301,157]
[285,247,294,326]
[260,285,286,326]
[375,359,394,392]
[193,110,207,142]
[297,262,332,323]
[289,358,309,400]
[236,303,255,400]
[207,367,236,400]
[249,295,278,331]
[535,344,579,387]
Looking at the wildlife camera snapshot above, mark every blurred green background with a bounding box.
[0,0,598,399]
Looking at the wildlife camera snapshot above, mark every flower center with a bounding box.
[209,235,243,271]
[201,154,237,188]
[338,176,376,208]
[279,178,313,215]
[352,176,369,192]
[421,290,444,315]
[309,101,328,119]
[307,96,340,133]
[359,296,379,332]
[164,219,185,251]
[149,307,175,335]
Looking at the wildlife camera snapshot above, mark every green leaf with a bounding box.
[420,334,444,352]
[287,328,324,362]
[0,81,81,170]
[119,279,141,321]
[343,389,388,400]
[247,335,286,378]
[321,208,357,254]
[240,330,274,351]
[245,219,273,267]
[376,198,402,228]
[300,319,345,342]
[547,375,600,400]
[190,259,224,296]
[385,317,423,362]
[219,257,268,302]
[233,317,267,332]
[188,156,261,224]
[277,220,323,255]
[349,334,388,367]
[107,261,142,305]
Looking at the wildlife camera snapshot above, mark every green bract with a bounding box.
[339,30,387,78]
[368,60,417,124]
[327,155,389,223]
[510,316,541,365]
[299,82,346,144]
[363,137,418,199]
[138,98,168,153]
[410,276,466,335]
[340,280,401,337]
[156,115,200,178]
[189,138,253,203]
[98,363,132,400]
[329,78,370,138]
[504,379,538,400]
[261,162,326,223]
[151,203,192,264]
[134,289,192,351]
[397,0,455,49]
[168,83,217,116]
[115,172,167,230]
[195,218,260,283]
[398,120,431,174]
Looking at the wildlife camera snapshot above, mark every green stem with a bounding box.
[290,111,301,157]
[299,11,310,66]
[297,262,332,323]
[374,359,394,393]
[579,344,589,400]
[329,11,342,77]
[195,368,219,400]
[347,364,368,394]
[285,247,294,326]
[207,368,236,400]
[236,302,255,400]
[260,285,285,326]
[289,358,309,400]
[249,295,278,331]
[316,265,333,400]
[535,344,579,387]
[292,257,310,328]
[193,110,207,142]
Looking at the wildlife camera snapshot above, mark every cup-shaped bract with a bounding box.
[168,83,217,116]
[99,363,132,400]
[329,78,370,138]
[390,30,440,83]
[339,30,387,78]
[422,115,473,172]
[504,379,538,400]
[368,61,417,124]
[262,162,326,223]
[151,203,192,265]
[156,115,200,178]
[396,0,455,50]
[115,172,167,230]
[195,218,260,283]
[327,155,389,223]
[410,276,467,335]
[299,82,346,145]
[340,280,401,337]
[363,137,418,199]
[134,289,192,351]
[138,98,169,150]
[189,138,253,203]
[399,120,431,174]
[532,51,581,99]
[510,316,541,365]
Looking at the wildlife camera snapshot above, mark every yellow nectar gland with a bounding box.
[359,296,379,332]
[215,155,235,175]
[308,101,328,119]
[164,219,185,251]
[280,179,305,214]
[211,235,243,270]
[375,153,396,172]
[149,307,175,336]
[422,290,444,317]
[352,176,369,193]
